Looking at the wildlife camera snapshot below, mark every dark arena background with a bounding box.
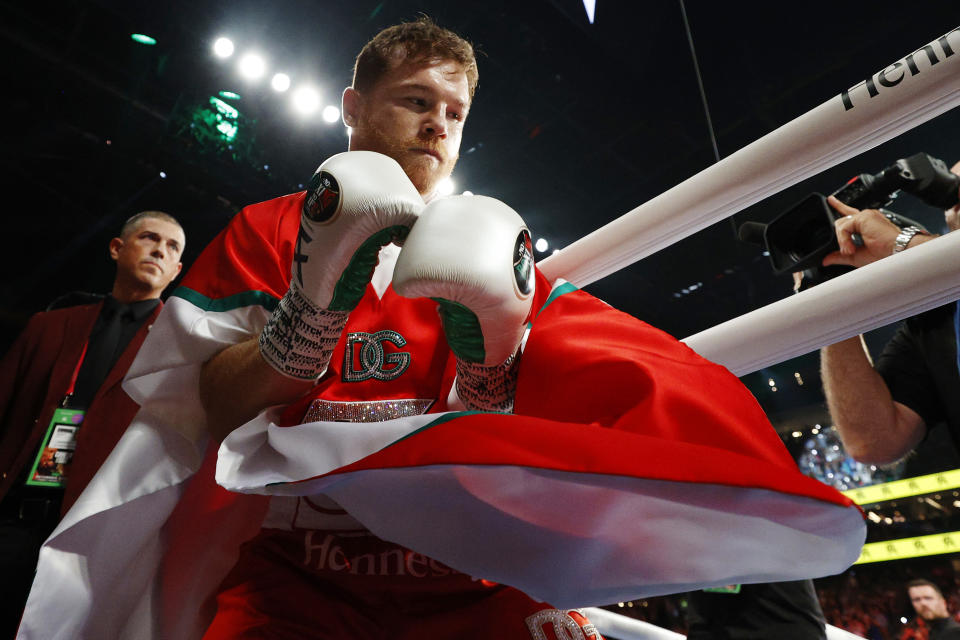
[2,1,960,637]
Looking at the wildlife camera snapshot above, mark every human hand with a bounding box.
[259,151,423,380]
[393,195,535,412]
[821,196,902,268]
[394,195,534,367]
[295,151,424,311]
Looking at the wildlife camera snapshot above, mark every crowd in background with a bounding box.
[603,557,960,639]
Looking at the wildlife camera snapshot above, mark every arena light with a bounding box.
[208,97,239,142]
[271,73,291,92]
[131,33,157,46]
[535,238,549,252]
[322,105,341,123]
[436,177,455,196]
[213,37,234,59]
[238,53,266,80]
[581,0,596,23]
[292,86,320,114]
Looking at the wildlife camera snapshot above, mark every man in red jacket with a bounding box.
[0,210,185,637]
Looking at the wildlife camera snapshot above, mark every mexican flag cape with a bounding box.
[17,193,864,639]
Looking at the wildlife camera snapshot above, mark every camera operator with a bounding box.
[820,160,960,465]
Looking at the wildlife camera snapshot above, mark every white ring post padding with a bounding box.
[539,27,960,288]
[583,607,865,640]
[681,231,960,375]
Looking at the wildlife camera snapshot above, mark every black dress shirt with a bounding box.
[68,296,159,409]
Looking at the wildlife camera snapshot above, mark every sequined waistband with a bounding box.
[302,398,435,424]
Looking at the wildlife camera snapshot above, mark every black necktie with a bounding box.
[70,299,129,408]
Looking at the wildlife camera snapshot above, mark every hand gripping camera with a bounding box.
[739,153,959,282]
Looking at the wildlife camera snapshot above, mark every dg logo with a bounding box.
[342,330,411,382]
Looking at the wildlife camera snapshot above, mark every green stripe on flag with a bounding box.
[173,286,280,313]
[265,411,503,487]
[384,411,487,449]
[534,281,579,321]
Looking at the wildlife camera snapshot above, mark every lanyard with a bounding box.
[62,340,90,404]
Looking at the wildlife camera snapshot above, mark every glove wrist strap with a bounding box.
[259,284,349,380]
[455,352,520,413]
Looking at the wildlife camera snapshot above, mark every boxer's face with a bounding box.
[345,57,470,196]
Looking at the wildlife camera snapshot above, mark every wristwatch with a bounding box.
[892,226,927,254]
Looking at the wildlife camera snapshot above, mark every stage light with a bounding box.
[219,90,241,100]
[238,53,266,80]
[292,87,320,114]
[582,0,596,23]
[437,177,455,196]
[271,73,291,92]
[535,238,548,252]
[213,37,234,58]
[462,190,474,197]
[208,97,239,141]
[322,105,340,123]
[131,34,157,46]
[159,171,167,179]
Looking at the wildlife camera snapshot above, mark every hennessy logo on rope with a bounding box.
[840,28,957,111]
[343,330,411,382]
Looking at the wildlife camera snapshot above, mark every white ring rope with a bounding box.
[539,27,960,290]
[682,231,960,374]
[583,607,865,640]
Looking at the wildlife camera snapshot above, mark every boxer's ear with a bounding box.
[342,88,360,127]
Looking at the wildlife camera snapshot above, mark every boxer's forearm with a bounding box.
[200,338,314,442]
[821,336,924,465]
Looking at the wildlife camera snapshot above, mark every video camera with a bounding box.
[739,153,960,279]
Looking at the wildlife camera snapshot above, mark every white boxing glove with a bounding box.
[393,195,535,412]
[260,151,423,380]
